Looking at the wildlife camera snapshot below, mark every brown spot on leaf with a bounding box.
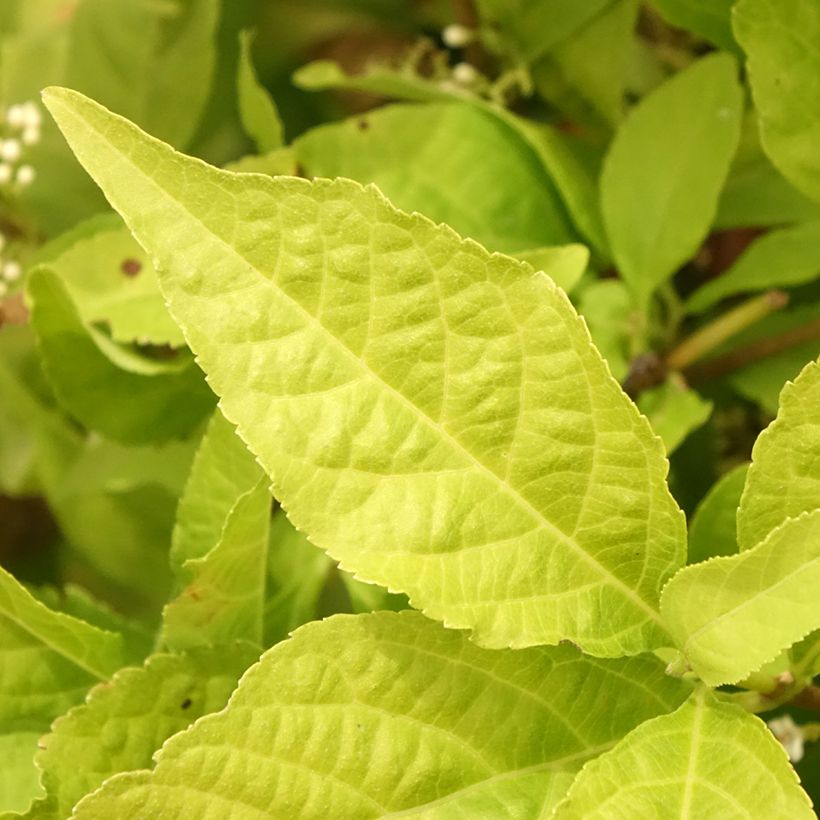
[180,697,192,710]
[121,258,142,277]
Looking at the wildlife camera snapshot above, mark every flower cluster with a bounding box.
[0,101,40,191]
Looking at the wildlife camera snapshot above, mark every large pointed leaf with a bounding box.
[24,644,256,820]
[70,612,690,819]
[600,53,742,305]
[734,0,820,204]
[661,509,820,686]
[738,357,820,550]
[44,87,687,657]
[553,689,813,818]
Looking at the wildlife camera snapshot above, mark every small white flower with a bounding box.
[442,24,474,49]
[0,163,11,185]
[2,260,21,282]
[5,104,26,130]
[0,139,21,162]
[21,102,41,129]
[21,126,40,146]
[768,715,804,763]
[15,165,35,187]
[452,62,478,85]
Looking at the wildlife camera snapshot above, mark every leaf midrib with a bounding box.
[70,100,666,633]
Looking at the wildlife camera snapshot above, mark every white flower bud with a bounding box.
[768,715,804,763]
[0,163,11,185]
[0,139,21,162]
[15,165,35,187]
[442,24,474,49]
[452,62,479,86]
[22,102,42,129]
[5,104,25,130]
[21,126,40,146]
[2,260,21,282]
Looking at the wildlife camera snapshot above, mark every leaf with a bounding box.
[660,508,820,686]
[553,689,813,818]
[70,612,690,819]
[738,357,820,549]
[0,569,130,812]
[25,644,256,820]
[637,375,712,455]
[511,244,589,295]
[687,463,748,565]
[532,0,639,129]
[237,30,284,153]
[475,0,615,64]
[578,279,632,381]
[340,573,408,615]
[651,0,739,53]
[734,0,820,204]
[45,87,687,656]
[163,479,272,650]
[31,212,185,347]
[27,267,214,444]
[600,53,742,305]
[294,102,576,254]
[170,410,264,575]
[687,221,820,313]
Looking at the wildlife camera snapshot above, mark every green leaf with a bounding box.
[637,375,712,455]
[651,0,738,53]
[660,508,820,686]
[26,644,256,820]
[578,279,632,381]
[27,267,214,444]
[70,612,690,819]
[45,86,687,656]
[734,0,820,204]
[237,30,284,153]
[601,53,742,305]
[553,689,813,818]
[687,221,820,313]
[738,357,820,550]
[340,573,408,615]
[532,0,639,129]
[511,244,589,294]
[0,569,130,812]
[294,102,576,254]
[170,410,264,575]
[687,463,748,564]
[31,213,185,347]
[475,0,614,64]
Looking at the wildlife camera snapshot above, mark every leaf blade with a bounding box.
[44,86,687,656]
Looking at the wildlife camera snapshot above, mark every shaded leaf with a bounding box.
[637,375,712,456]
[651,0,738,53]
[237,30,284,153]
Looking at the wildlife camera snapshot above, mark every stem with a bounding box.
[685,317,820,387]
[665,290,789,372]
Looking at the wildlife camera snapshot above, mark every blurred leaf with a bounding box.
[340,573,408,614]
[295,102,576,253]
[687,463,748,564]
[578,279,633,380]
[223,147,297,175]
[512,244,589,294]
[637,375,712,455]
[734,0,820,204]
[237,30,284,153]
[33,213,184,347]
[28,267,214,444]
[687,221,820,313]
[601,54,742,305]
[651,0,739,53]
